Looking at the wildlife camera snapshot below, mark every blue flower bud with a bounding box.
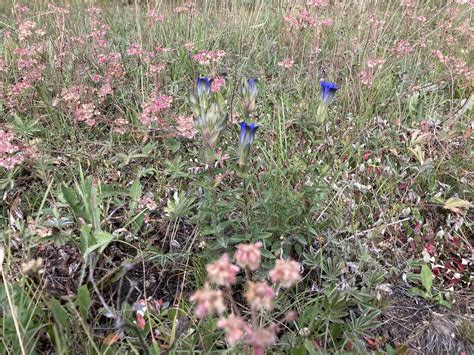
[320,81,338,105]
[197,77,211,97]
[239,121,259,167]
[247,78,258,97]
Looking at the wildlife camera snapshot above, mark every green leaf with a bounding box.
[128,180,142,212]
[421,265,433,293]
[61,185,86,220]
[253,232,273,239]
[260,248,276,259]
[84,231,115,257]
[304,339,317,355]
[76,285,91,320]
[79,224,94,257]
[50,299,69,329]
[408,287,428,298]
[290,345,306,355]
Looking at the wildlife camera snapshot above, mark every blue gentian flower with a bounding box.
[239,121,259,168]
[247,78,258,96]
[320,81,338,105]
[239,121,259,146]
[197,77,211,97]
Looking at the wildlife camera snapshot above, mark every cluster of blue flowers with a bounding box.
[239,78,259,169]
[189,76,338,169]
[189,77,227,164]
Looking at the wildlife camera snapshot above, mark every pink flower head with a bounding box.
[190,284,226,318]
[269,259,301,288]
[245,281,275,310]
[126,43,142,56]
[139,94,173,127]
[211,77,225,93]
[192,50,226,66]
[245,326,277,355]
[174,115,197,139]
[147,10,165,23]
[0,129,31,170]
[307,0,327,6]
[359,70,373,87]
[391,40,414,57]
[91,74,102,83]
[206,254,240,287]
[217,315,250,346]
[367,59,385,68]
[278,58,294,69]
[320,18,333,27]
[235,242,262,270]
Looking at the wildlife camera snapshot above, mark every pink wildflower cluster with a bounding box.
[359,58,385,87]
[147,62,166,76]
[74,103,100,126]
[0,129,34,170]
[278,57,295,69]
[192,50,226,66]
[5,44,45,112]
[391,40,414,57]
[147,10,165,24]
[284,10,333,31]
[174,115,197,139]
[53,85,103,126]
[190,243,301,353]
[174,4,196,16]
[140,93,173,127]
[307,0,327,6]
[211,77,225,93]
[432,50,474,81]
[87,7,110,48]
[112,118,129,135]
[368,15,386,27]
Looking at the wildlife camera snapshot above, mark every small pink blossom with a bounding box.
[91,74,102,83]
[190,284,226,318]
[416,16,426,22]
[112,118,129,134]
[140,94,173,127]
[359,70,374,87]
[367,59,385,68]
[307,0,327,6]
[298,10,316,28]
[147,62,166,77]
[126,43,142,56]
[320,18,333,27]
[235,242,262,270]
[217,315,250,346]
[278,58,294,69]
[211,77,225,93]
[147,10,165,23]
[0,129,34,170]
[269,259,301,288]
[246,327,277,355]
[245,281,275,310]
[138,194,157,211]
[192,50,226,66]
[184,42,195,52]
[74,103,99,126]
[174,115,197,139]
[391,40,414,57]
[206,254,239,287]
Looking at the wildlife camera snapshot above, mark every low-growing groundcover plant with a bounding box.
[0,0,473,354]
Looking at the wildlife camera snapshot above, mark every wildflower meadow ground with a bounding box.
[0,0,473,354]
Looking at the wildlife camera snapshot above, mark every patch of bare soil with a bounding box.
[378,286,473,354]
[34,243,83,298]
